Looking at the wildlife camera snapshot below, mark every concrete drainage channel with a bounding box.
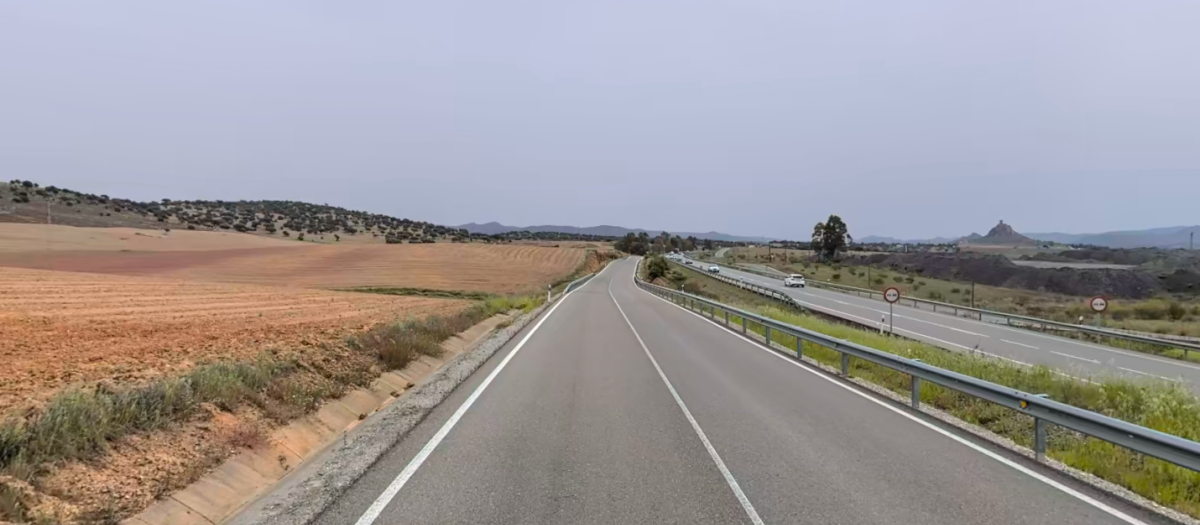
[121,311,516,525]
[192,277,594,525]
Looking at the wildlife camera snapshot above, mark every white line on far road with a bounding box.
[1119,367,1182,383]
[1000,339,1039,350]
[1051,351,1101,364]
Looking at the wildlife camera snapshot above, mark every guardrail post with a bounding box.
[1031,393,1050,461]
[841,353,850,377]
[909,360,921,409]
[742,317,747,334]
[1035,417,1047,462]
[724,310,729,326]
[765,326,772,347]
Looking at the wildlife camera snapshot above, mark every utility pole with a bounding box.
[1192,231,1195,251]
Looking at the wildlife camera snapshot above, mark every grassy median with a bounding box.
[662,265,1200,518]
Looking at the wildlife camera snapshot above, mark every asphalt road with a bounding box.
[683,257,1200,388]
[314,258,1160,525]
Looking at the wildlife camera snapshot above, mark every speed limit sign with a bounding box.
[884,287,901,304]
[1090,296,1109,313]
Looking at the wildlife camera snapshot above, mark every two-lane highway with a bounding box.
[685,257,1200,389]
[314,258,1157,525]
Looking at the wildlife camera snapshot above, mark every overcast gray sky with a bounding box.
[2,1,1197,240]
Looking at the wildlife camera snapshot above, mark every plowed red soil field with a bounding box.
[0,267,468,412]
[0,243,584,294]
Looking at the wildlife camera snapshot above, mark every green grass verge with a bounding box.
[659,271,1200,518]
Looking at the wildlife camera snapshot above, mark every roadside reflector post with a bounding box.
[795,338,803,360]
[841,353,850,377]
[724,310,729,326]
[742,317,747,334]
[547,284,551,303]
[765,326,772,347]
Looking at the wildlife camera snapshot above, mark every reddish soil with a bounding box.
[0,223,301,253]
[0,243,586,295]
[0,267,468,412]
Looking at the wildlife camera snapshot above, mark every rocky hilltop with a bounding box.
[967,220,1037,246]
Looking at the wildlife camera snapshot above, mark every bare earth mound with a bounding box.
[0,243,585,294]
[0,223,302,253]
[0,267,468,412]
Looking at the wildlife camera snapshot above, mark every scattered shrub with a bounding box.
[893,276,904,283]
[1168,302,1187,322]
[927,291,945,301]
[951,288,961,294]
[831,273,841,281]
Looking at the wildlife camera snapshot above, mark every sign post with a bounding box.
[1089,296,1108,327]
[884,287,901,334]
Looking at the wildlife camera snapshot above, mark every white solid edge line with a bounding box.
[352,262,614,525]
[1119,367,1182,383]
[634,280,1147,525]
[608,277,765,525]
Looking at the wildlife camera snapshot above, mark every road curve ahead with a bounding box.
[315,258,1158,525]
[685,257,1200,389]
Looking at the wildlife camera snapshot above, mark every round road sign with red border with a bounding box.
[884,287,901,304]
[1090,296,1109,313]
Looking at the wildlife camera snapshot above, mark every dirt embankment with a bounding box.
[844,252,1167,299]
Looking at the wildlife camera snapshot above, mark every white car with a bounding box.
[784,274,806,288]
[707,265,720,273]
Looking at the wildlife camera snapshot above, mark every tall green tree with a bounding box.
[812,215,852,260]
[615,232,649,255]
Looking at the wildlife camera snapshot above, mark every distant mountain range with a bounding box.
[1025,226,1200,249]
[456,222,770,243]
[862,224,1200,249]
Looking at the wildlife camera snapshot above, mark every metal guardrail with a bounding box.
[634,258,1200,472]
[564,273,596,294]
[708,259,1200,358]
